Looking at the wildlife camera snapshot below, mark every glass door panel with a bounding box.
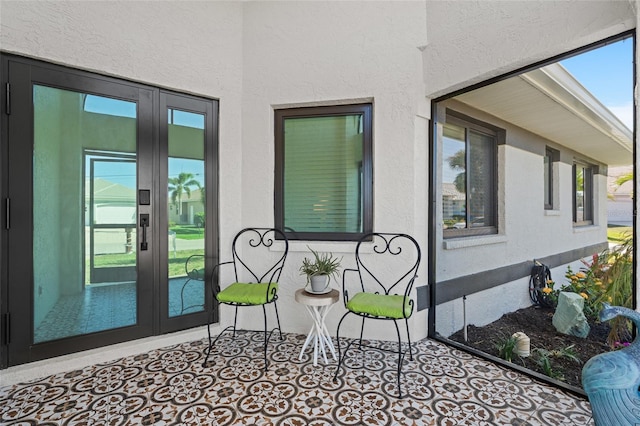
[33,85,138,343]
[167,109,206,317]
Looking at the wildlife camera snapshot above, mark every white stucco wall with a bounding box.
[0,0,637,382]
[237,1,430,341]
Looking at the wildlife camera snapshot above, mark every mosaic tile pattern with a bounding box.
[0,333,594,425]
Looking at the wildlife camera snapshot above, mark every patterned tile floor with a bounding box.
[0,332,594,425]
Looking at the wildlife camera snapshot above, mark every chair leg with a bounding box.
[232,306,239,338]
[358,316,365,349]
[393,319,404,398]
[405,318,413,361]
[202,303,238,368]
[262,305,269,371]
[333,312,351,383]
[205,302,239,367]
[202,305,215,366]
[273,300,283,340]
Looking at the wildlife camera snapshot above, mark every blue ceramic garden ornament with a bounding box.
[582,304,640,425]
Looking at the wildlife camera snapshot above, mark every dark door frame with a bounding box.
[0,54,219,368]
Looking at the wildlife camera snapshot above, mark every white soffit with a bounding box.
[455,63,633,166]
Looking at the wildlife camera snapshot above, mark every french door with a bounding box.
[0,55,218,367]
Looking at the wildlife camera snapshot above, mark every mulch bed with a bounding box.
[448,305,611,388]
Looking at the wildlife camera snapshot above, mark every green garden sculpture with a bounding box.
[582,304,640,425]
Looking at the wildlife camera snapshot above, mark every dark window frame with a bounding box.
[572,161,594,226]
[274,103,373,241]
[544,147,559,210]
[442,110,501,239]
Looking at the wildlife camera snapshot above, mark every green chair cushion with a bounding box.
[346,292,412,319]
[216,282,278,305]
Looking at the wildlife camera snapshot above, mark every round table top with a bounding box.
[294,288,340,306]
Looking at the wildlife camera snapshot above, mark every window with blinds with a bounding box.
[274,104,373,241]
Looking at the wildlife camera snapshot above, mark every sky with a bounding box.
[560,37,634,130]
[88,156,204,190]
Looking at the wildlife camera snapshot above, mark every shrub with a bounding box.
[560,235,633,348]
[563,265,602,321]
[597,235,633,347]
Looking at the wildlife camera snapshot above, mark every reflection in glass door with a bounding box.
[33,86,138,343]
[87,153,137,285]
[167,109,206,317]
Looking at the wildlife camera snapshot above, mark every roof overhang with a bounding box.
[455,63,633,166]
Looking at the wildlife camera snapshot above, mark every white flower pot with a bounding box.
[310,275,330,293]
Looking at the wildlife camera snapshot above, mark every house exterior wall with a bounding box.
[435,99,612,336]
[608,165,634,225]
[0,0,636,381]
[608,195,634,226]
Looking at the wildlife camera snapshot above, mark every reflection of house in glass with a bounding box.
[168,188,204,226]
[86,178,136,226]
[608,165,633,226]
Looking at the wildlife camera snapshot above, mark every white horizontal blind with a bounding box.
[284,115,363,233]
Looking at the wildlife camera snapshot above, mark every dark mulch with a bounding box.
[448,305,611,388]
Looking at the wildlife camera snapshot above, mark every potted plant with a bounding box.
[300,247,342,293]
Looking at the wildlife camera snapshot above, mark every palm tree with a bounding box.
[615,171,633,188]
[611,170,633,199]
[168,172,201,216]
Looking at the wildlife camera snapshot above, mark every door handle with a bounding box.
[140,214,149,251]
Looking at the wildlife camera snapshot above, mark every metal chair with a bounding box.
[333,232,421,398]
[203,227,289,370]
[180,254,205,314]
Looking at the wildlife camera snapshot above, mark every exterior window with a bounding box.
[544,147,559,210]
[442,112,498,238]
[275,104,373,241]
[573,162,594,225]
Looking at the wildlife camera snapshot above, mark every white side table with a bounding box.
[294,288,340,366]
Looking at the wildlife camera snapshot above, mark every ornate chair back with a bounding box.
[229,227,288,286]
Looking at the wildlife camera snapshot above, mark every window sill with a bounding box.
[443,234,507,250]
[544,209,561,216]
[573,224,600,233]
